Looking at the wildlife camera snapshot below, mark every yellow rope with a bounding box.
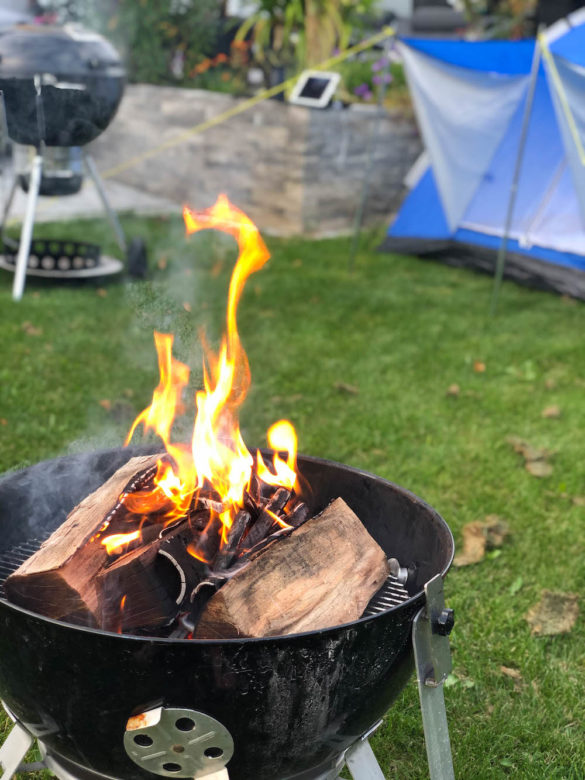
[538,32,585,166]
[101,26,395,180]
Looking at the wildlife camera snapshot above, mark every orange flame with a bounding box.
[102,531,141,555]
[124,195,300,560]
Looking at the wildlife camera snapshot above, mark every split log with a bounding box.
[4,454,163,626]
[195,498,389,639]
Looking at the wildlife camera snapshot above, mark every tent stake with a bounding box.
[490,36,542,316]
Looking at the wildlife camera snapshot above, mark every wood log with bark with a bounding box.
[4,455,164,627]
[195,498,389,639]
[5,457,389,639]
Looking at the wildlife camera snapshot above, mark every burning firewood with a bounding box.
[4,453,315,635]
[4,455,161,626]
[4,199,391,641]
[195,498,390,639]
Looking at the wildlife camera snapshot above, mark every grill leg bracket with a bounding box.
[412,573,455,780]
[0,720,33,779]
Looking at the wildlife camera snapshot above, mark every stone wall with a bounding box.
[91,84,421,236]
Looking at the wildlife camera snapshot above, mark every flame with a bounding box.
[124,195,300,561]
[102,531,141,555]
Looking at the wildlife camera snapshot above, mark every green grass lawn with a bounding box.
[1,213,584,779]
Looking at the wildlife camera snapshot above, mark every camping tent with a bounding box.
[381,9,585,299]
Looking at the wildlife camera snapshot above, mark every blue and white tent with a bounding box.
[382,10,585,298]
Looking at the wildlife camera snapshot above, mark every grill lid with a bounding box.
[0,25,124,79]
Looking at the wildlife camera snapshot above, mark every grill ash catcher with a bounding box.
[0,448,455,780]
[0,25,148,301]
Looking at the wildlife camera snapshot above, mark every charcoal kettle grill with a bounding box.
[0,448,455,779]
[0,24,147,301]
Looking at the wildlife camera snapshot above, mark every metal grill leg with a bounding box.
[83,153,126,253]
[0,722,33,779]
[345,739,385,780]
[412,574,455,780]
[12,152,42,301]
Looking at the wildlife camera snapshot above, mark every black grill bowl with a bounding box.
[0,25,125,147]
[0,449,453,780]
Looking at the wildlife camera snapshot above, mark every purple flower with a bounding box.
[372,72,393,86]
[354,83,370,97]
[372,57,389,72]
[354,83,373,100]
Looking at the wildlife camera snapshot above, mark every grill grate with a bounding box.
[363,574,410,617]
[0,537,411,619]
[0,537,49,598]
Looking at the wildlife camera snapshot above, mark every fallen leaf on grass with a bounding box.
[182,302,192,313]
[500,665,524,692]
[572,496,585,507]
[542,405,561,419]
[99,399,112,411]
[484,514,509,547]
[446,384,460,397]
[0,418,7,426]
[500,665,522,680]
[473,360,486,373]
[21,321,42,337]
[507,436,553,478]
[525,460,553,477]
[509,575,523,595]
[454,522,486,566]
[525,590,579,636]
[453,516,509,567]
[96,288,108,298]
[334,382,359,395]
[444,671,475,689]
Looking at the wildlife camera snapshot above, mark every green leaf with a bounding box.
[509,576,523,595]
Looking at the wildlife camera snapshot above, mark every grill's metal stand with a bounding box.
[0,574,455,780]
[0,85,131,301]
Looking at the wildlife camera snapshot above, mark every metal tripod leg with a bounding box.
[12,152,42,302]
[1,175,19,249]
[345,738,385,780]
[83,152,126,253]
[0,722,33,779]
[412,574,455,780]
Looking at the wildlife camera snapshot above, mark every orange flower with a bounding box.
[215,53,228,64]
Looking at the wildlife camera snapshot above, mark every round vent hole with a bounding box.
[162,763,182,773]
[175,717,195,732]
[133,734,153,747]
[204,747,224,759]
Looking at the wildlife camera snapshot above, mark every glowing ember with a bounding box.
[101,196,299,561]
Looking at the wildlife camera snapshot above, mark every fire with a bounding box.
[102,195,299,561]
[102,531,140,556]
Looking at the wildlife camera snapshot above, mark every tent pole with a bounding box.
[490,37,542,316]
